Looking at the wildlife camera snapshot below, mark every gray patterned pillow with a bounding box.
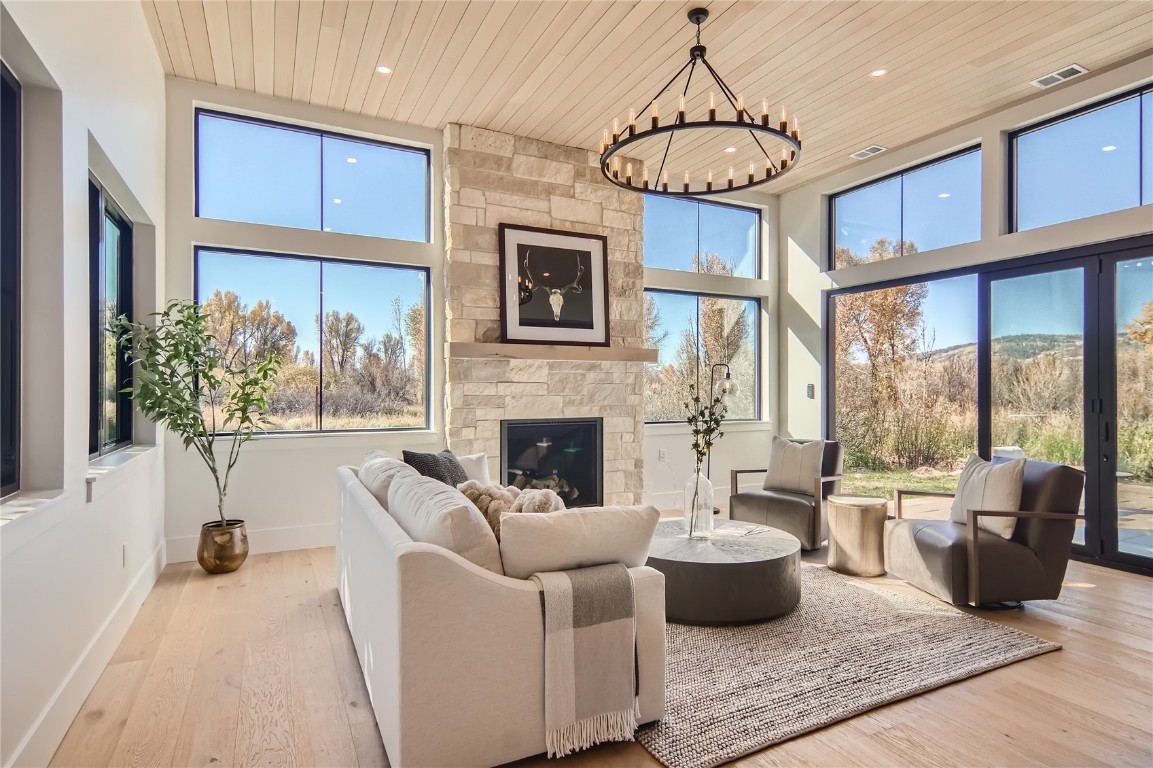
[403,449,469,487]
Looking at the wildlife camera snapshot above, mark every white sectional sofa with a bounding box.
[335,464,667,768]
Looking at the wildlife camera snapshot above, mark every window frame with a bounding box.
[88,178,135,459]
[192,245,433,436]
[1,62,21,497]
[642,286,762,424]
[1008,83,1153,233]
[827,145,982,271]
[642,194,763,280]
[193,107,433,243]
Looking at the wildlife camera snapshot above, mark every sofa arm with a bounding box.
[894,488,956,518]
[730,468,768,495]
[964,509,1086,606]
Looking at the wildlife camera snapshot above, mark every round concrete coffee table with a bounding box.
[826,494,889,577]
[646,519,801,625]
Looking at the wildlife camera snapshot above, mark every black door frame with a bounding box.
[825,233,1153,576]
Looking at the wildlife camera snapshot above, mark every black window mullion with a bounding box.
[318,262,325,431]
[88,182,103,457]
[0,64,20,495]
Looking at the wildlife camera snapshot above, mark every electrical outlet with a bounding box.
[658,448,668,462]
[122,543,127,568]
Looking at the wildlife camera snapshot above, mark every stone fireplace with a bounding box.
[442,124,645,505]
[501,418,603,507]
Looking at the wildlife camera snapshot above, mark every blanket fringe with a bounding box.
[546,708,639,759]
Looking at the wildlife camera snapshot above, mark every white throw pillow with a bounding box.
[949,455,1026,540]
[387,473,504,574]
[498,505,660,580]
[358,451,418,508]
[763,436,825,495]
[456,452,492,485]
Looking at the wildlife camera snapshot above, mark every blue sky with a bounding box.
[643,196,759,278]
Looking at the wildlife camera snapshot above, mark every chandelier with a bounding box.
[599,8,802,198]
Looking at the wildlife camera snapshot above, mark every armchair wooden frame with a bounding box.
[894,488,1085,607]
[732,468,844,548]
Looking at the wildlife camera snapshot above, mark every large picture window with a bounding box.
[1013,85,1153,232]
[196,110,430,243]
[831,148,981,269]
[643,289,759,423]
[194,248,429,433]
[643,196,760,278]
[2,63,20,495]
[89,181,134,457]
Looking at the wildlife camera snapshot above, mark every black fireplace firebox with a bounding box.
[500,418,603,508]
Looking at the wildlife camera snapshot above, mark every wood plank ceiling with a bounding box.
[141,0,1153,194]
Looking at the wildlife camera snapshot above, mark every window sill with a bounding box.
[644,420,774,436]
[87,445,160,503]
[214,428,442,453]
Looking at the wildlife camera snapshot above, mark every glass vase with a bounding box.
[683,472,714,539]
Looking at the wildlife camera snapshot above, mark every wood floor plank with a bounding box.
[55,550,1151,768]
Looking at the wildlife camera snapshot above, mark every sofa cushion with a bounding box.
[763,437,824,495]
[498,505,660,580]
[950,455,1025,539]
[456,452,492,485]
[358,451,419,508]
[403,449,469,486]
[387,473,503,574]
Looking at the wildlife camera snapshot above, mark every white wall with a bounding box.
[0,2,166,766]
[777,56,1153,438]
[163,79,445,562]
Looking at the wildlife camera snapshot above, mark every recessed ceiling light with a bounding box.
[332,198,342,204]
[724,146,737,153]
[870,68,888,78]
[1102,145,1117,152]
[375,65,392,75]
[938,192,951,199]
[347,157,358,164]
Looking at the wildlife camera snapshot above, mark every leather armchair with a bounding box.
[729,440,844,550]
[884,458,1086,607]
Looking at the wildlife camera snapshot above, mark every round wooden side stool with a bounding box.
[826,494,889,577]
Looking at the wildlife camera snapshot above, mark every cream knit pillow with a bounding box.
[949,455,1026,540]
[763,437,825,496]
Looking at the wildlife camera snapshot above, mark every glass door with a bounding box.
[986,266,1090,545]
[1106,255,1153,564]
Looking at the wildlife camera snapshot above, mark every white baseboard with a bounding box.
[165,521,336,564]
[5,543,164,768]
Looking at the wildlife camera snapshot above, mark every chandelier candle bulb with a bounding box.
[728,166,734,188]
[612,157,620,179]
[626,162,632,185]
[612,118,619,143]
[780,107,788,133]
[628,109,636,135]
[709,92,716,121]
[736,94,744,120]
[780,147,788,170]
[651,101,660,129]
[684,171,690,192]
[707,170,713,191]
[662,170,669,192]
[748,163,755,184]
[792,116,800,141]
[642,166,649,188]
[678,95,686,123]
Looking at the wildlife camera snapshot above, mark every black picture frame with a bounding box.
[498,223,610,346]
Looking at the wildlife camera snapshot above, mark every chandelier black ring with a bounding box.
[598,7,804,199]
[600,122,801,199]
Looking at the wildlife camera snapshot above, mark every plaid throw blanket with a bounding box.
[530,563,640,758]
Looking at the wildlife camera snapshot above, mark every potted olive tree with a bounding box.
[115,300,280,574]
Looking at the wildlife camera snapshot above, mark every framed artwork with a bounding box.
[498,223,610,346]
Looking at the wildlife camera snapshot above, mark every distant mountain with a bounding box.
[913,333,1142,364]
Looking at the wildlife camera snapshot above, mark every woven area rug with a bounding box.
[636,565,1060,768]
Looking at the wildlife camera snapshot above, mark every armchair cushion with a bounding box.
[949,455,1025,539]
[498,505,660,579]
[729,489,822,550]
[764,436,824,494]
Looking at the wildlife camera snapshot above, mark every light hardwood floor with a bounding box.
[51,547,1152,768]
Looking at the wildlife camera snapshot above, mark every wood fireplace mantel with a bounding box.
[447,342,658,363]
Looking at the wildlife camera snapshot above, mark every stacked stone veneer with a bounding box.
[443,124,645,505]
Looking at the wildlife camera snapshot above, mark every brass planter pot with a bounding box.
[197,519,249,574]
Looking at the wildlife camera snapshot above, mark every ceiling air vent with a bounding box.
[850,145,887,160]
[1030,64,1089,89]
